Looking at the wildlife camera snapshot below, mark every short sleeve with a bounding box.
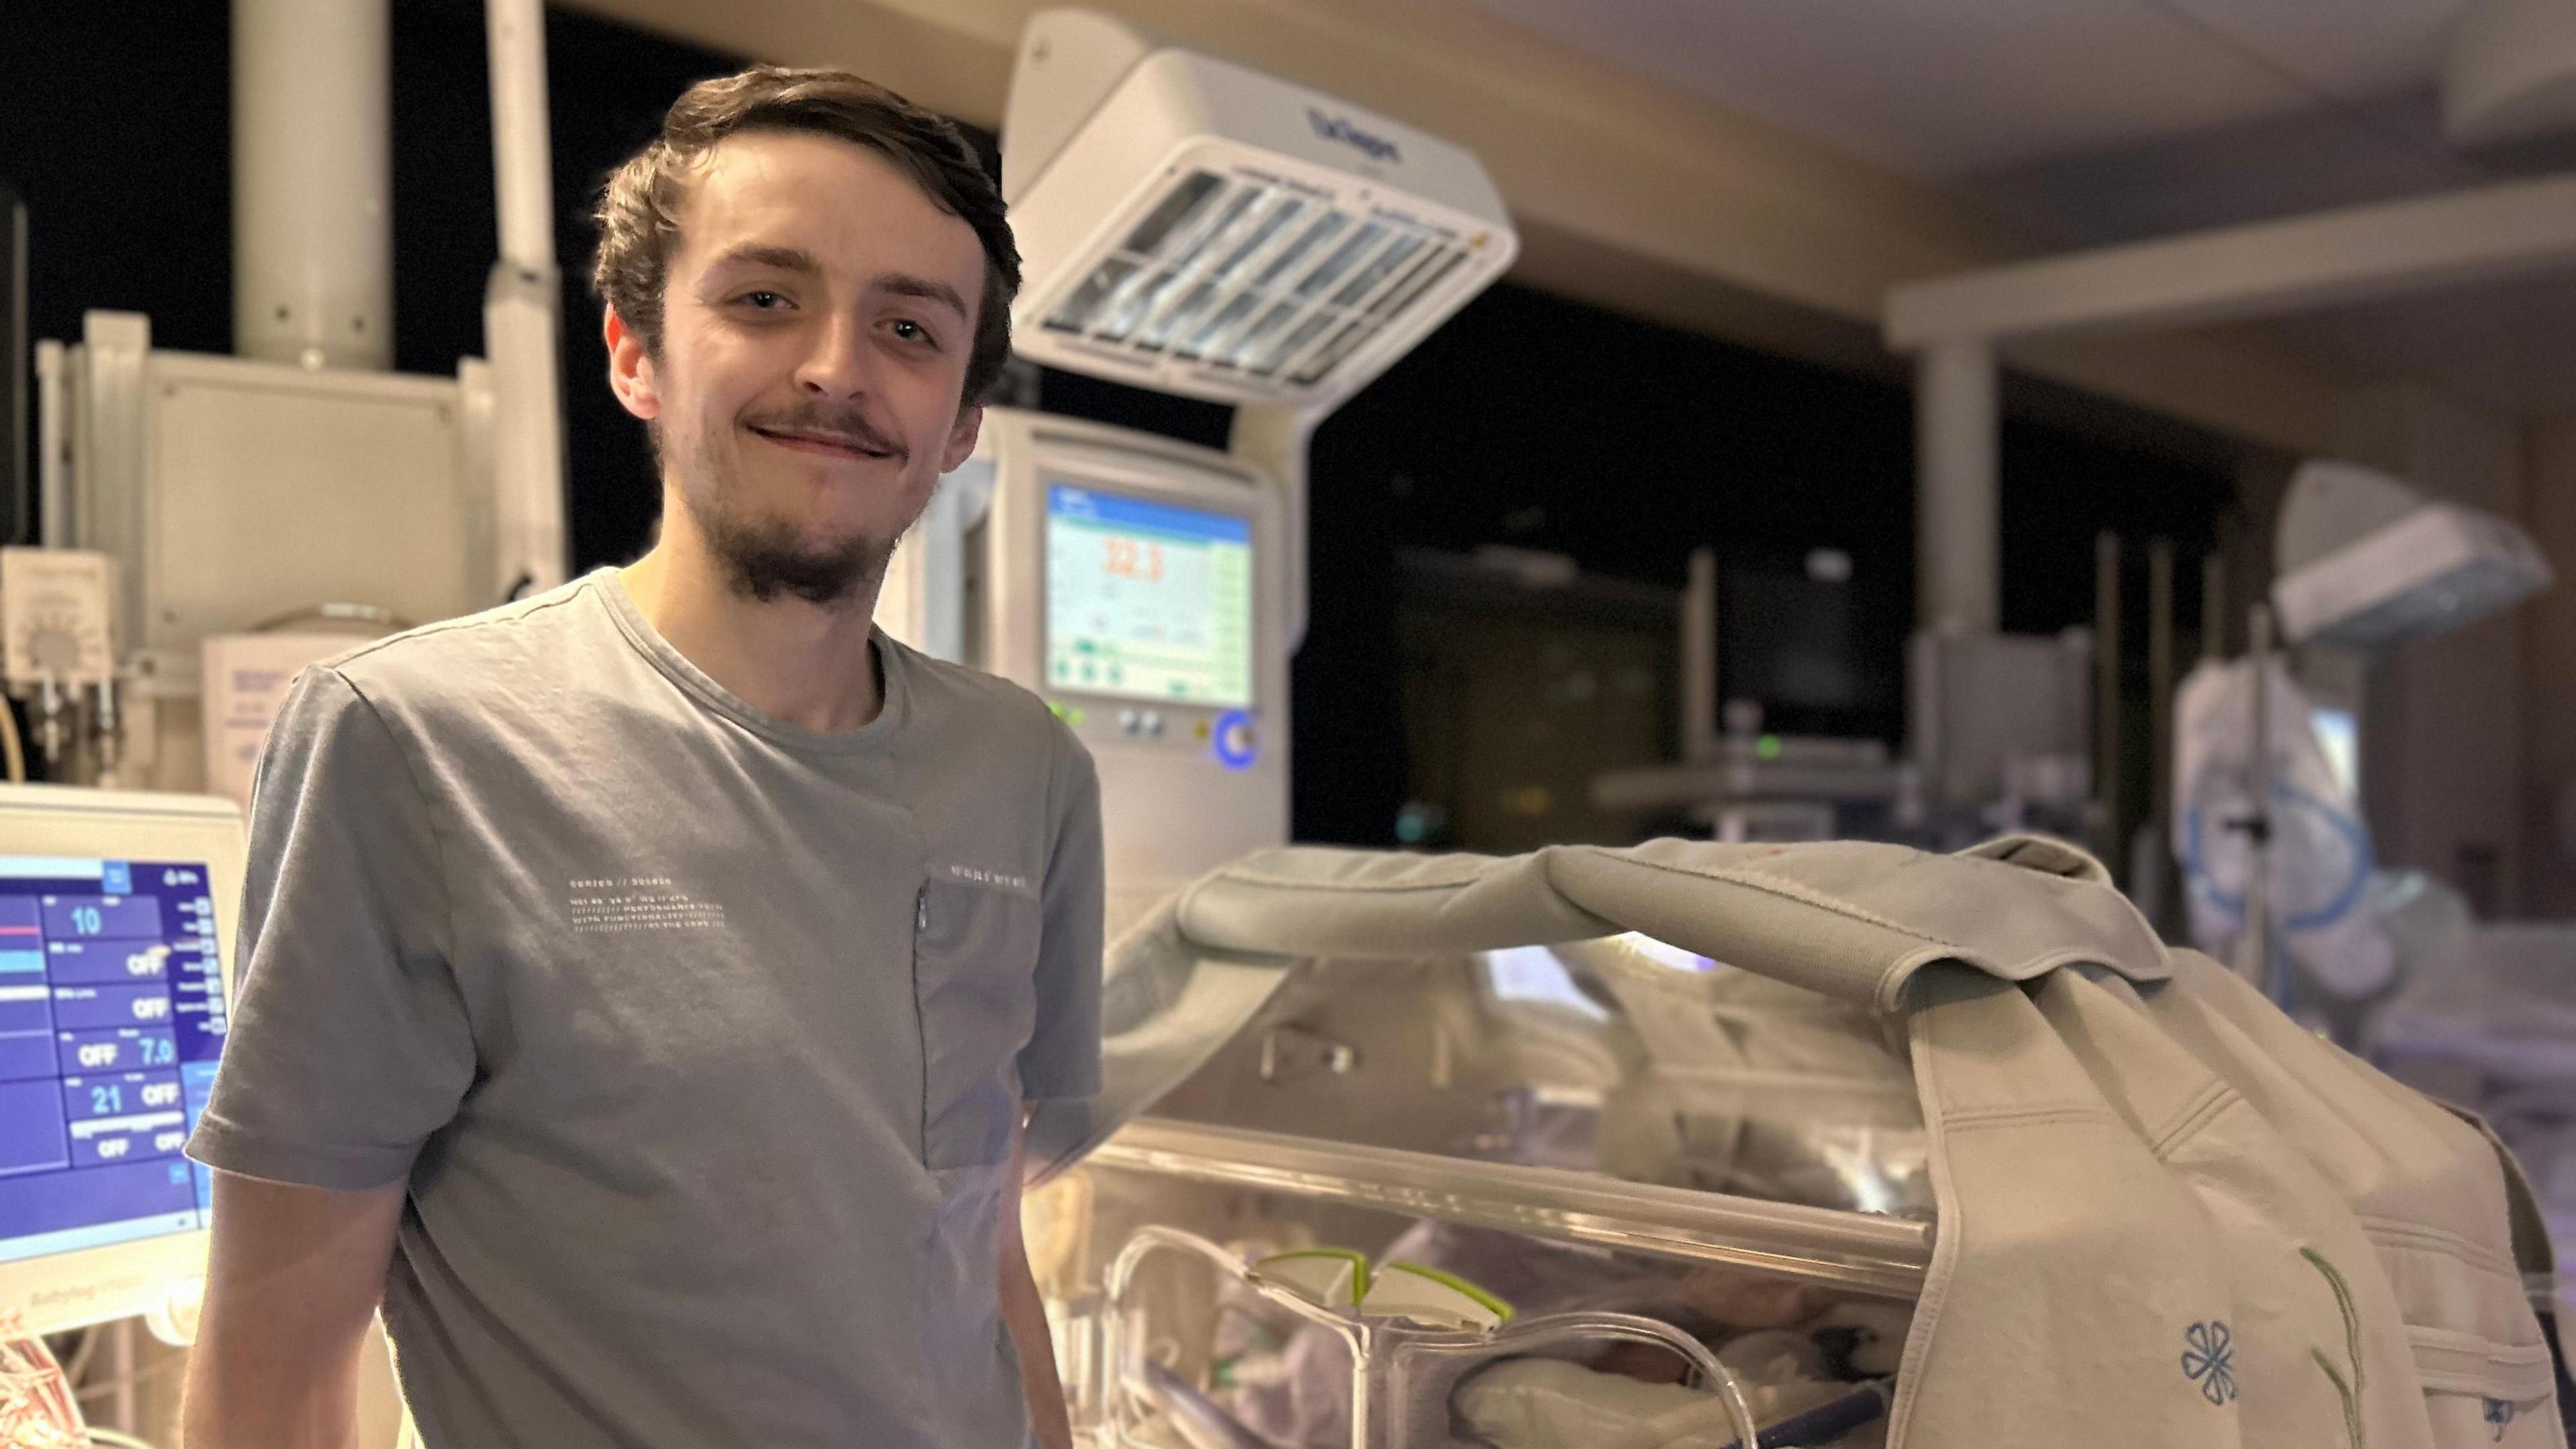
[184,667,477,1190]
[1018,722,1102,1101]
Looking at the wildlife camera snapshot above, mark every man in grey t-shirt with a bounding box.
[180,68,1102,1449]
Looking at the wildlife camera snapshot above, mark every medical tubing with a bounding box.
[0,699,23,784]
[1102,1227,1767,1449]
[1709,1376,1892,1449]
[1134,1360,1270,1449]
[1104,1226,1366,1446]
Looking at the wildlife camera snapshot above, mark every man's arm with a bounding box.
[1001,1116,1075,1449]
[182,1169,407,1449]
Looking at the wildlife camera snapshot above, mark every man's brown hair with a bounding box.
[592,66,1020,406]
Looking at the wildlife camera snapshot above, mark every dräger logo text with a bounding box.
[1307,109,1401,164]
[943,863,1034,894]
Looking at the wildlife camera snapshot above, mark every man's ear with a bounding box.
[604,307,659,421]
[941,402,984,473]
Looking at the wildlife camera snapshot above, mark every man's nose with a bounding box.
[794,313,873,398]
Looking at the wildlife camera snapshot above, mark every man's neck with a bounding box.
[619,521,887,735]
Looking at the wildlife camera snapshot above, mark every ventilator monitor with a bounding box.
[0,787,241,1335]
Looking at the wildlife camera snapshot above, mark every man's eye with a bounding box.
[888,319,937,346]
[737,290,787,310]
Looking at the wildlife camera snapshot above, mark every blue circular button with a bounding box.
[1213,710,1258,771]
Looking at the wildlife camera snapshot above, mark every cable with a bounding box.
[52,1326,97,1388]
[0,696,25,784]
[85,1430,161,1449]
[71,1349,186,1400]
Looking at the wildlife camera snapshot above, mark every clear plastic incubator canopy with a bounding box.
[1022,875,1936,1449]
[1026,945,1921,1448]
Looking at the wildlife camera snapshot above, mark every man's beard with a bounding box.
[671,413,908,608]
[690,496,894,607]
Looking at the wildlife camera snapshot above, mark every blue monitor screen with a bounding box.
[0,859,224,1263]
[1044,484,1255,708]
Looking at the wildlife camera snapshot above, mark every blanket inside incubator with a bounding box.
[1199,1222,1909,1449]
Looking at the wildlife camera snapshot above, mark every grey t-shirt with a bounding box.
[185,569,1104,1449]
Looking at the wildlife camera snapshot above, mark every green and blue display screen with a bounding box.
[1045,484,1254,708]
[0,858,225,1263]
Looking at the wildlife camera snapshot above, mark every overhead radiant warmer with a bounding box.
[885,11,1517,933]
[999,8,1517,412]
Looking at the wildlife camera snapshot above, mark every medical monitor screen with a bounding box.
[1046,484,1254,707]
[1482,947,1609,1020]
[0,859,224,1263]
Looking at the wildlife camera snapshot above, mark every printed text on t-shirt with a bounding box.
[567,877,727,934]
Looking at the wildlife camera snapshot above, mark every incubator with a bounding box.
[1022,929,1932,1449]
[1024,835,2565,1449]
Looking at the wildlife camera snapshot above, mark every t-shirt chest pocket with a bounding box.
[911,875,1041,1170]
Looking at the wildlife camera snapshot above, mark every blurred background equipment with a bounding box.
[1396,548,1676,853]
[1587,548,1909,848]
[32,0,566,798]
[1904,628,2094,845]
[2171,649,2391,1006]
[2271,458,2554,651]
[9,3,570,1442]
[2167,454,2560,1018]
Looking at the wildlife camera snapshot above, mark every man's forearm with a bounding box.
[1002,1241,1075,1449]
[185,1173,405,1449]
[1002,1114,1075,1449]
[182,1326,368,1449]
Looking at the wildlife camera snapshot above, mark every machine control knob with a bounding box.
[1213,710,1258,770]
[1141,711,1165,737]
[1117,709,1140,735]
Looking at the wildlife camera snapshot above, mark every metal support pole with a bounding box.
[488,0,555,277]
[1682,547,1717,763]
[483,0,569,596]
[33,340,64,549]
[1231,405,1319,651]
[1914,338,1999,636]
[233,0,392,369]
[2239,604,2275,990]
[3,191,23,546]
[2201,552,2227,663]
[2147,539,2176,820]
[110,1316,135,1432]
[2095,532,2122,868]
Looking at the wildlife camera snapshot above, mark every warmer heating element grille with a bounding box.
[1038,168,1479,394]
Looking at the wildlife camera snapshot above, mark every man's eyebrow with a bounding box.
[706,244,822,276]
[876,273,971,321]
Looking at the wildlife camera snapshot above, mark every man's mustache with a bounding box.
[741,406,908,460]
